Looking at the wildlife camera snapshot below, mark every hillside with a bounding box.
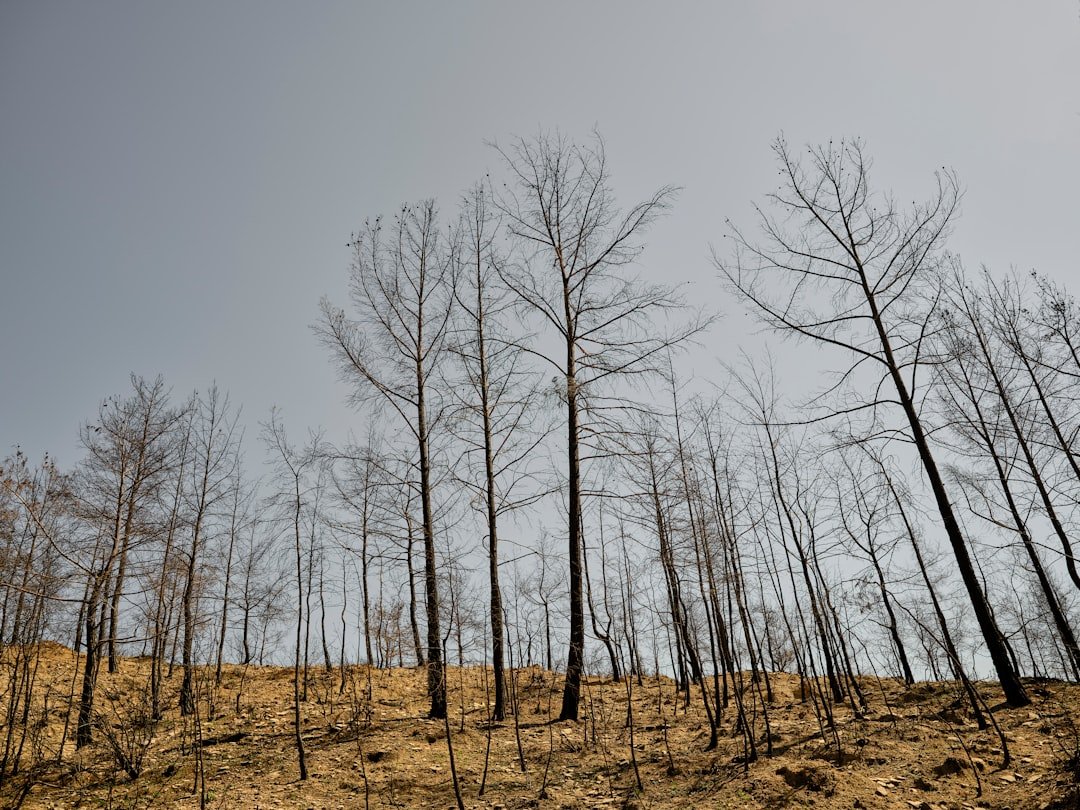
[4,645,1079,809]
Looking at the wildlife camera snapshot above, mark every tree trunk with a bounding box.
[859,272,1029,706]
[417,370,446,719]
[559,341,585,721]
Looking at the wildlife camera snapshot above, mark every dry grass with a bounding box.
[4,645,1079,809]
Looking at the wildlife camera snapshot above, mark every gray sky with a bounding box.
[2,2,1078,467]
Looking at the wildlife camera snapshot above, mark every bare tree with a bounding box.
[215,456,254,684]
[179,385,240,717]
[318,200,457,718]
[832,451,915,685]
[329,436,386,669]
[75,376,184,744]
[103,376,179,674]
[494,132,707,720]
[149,400,194,721]
[263,410,320,781]
[935,270,1080,676]
[448,185,548,720]
[982,271,1080,594]
[0,450,72,779]
[719,137,1029,706]
[235,514,280,668]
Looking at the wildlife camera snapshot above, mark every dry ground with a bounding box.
[4,645,1079,809]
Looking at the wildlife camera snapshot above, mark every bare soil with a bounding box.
[6,645,1079,809]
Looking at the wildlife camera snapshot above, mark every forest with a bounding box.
[2,134,1080,808]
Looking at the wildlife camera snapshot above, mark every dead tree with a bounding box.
[935,272,1080,676]
[103,376,178,674]
[76,376,184,744]
[494,132,706,720]
[448,185,547,720]
[833,452,915,685]
[319,201,456,718]
[329,437,387,668]
[150,400,194,720]
[720,137,1029,706]
[263,411,320,781]
[215,460,253,684]
[873,451,990,726]
[179,385,239,717]
[982,271,1080,594]
[0,451,71,780]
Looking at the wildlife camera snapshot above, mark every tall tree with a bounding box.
[263,411,319,781]
[935,271,1080,676]
[720,137,1029,706]
[318,200,457,718]
[103,375,178,674]
[179,385,240,716]
[832,452,915,685]
[216,458,253,684]
[74,375,182,744]
[495,133,706,720]
[449,185,547,721]
[330,436,386,669]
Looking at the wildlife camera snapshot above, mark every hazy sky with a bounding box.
[2,2,1078,467]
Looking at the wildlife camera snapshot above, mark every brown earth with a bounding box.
[5,645,1079,809]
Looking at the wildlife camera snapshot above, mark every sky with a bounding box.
[2,2,1078,469]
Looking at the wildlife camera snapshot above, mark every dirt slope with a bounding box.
[6,646,1079,809]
